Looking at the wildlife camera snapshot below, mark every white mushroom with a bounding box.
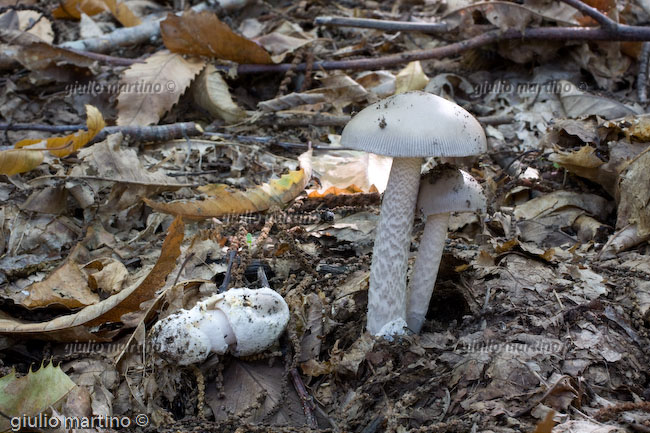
[406,167,486,333]
[340,91,486,336]
[151,287,289,365]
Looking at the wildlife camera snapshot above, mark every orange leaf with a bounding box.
[15,105,105,158]
[0,149,44,175]
[53,0,141,27]
[160,11,272,64]
[308,184,365,198]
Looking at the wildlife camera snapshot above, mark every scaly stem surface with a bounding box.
[367,157,421,336]
[406,213,449,333]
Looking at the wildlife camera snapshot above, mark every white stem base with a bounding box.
[406,213,449,334]
[367,157,421,336]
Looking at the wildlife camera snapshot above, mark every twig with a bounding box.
[202,132,355,151]
[559,0,616,29]
[289,367,318,429]
[315,16,447,33]
[0,123,203,150]
[65,48,145,66]
[218,250,237,293]
[638,42,650,103]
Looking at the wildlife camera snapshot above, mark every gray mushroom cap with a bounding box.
[417,167,487,216]
[340,91,487,158]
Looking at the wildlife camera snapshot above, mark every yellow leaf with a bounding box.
[0,149,44,175]
[395,61,429,94]
[15,105,105,158]
[144,150,312,219]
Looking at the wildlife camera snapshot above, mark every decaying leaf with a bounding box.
[617,147,650,236]
[192,65,247,123]
[0,217,183,341]
[558,80,641,119]
[53,0,141,27]
[15,105,105,158]
[310,150,391,194]
[116,50,205,126]
[161,11,272,64]
[73,133,191,211]
[208,360,313,425]
[0,29,95,81]
[258,93,326,112]
[0,362,76,432]
[395,61,429,94]
[0,148,44,175]
[17,259,99,309]
[0,10,54,42]
[144,150,312,219]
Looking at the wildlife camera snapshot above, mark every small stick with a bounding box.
[315,16,447,33]
[638,42,650,103]
[289,367,318,429]
[218,250,237,293]
[559,0,616,29]
[202,132,355,152]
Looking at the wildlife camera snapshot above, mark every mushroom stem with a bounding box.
[367,157,422,336]
[406,212,449,334]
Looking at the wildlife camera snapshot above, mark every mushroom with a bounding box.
[341,91,486,336]
[151,287,289,365]
[406,167,486,334]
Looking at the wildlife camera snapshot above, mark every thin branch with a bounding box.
[232,25,650,74]
[315,16,447,33]
[638,42,650,103]
[559,0,616,29]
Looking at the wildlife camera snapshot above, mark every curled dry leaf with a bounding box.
[15,105,105,158]
[0,149,44,175]
[144,150,312,219]
[116,50,206,126]
[193,64,247,123]
[161,11,272,64]
[395,61,429,94]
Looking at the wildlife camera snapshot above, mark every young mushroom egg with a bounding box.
[151,287,290,365]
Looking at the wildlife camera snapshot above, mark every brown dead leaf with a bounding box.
[192,64,247,123]
[0,217,183,341]
[161,11,272,64]
[15,105,105,158]
[0,10,54,42]
[617,147,650,236]
[532,409,556,433]
[19,260,99,309]
[116,50,205,126]
[208,360,311,425]
[144,150,312,219]
[53,0,141,27]
[75,134,190,211]
[0,29,95,81]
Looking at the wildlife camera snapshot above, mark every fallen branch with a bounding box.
[315,16,447,33]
